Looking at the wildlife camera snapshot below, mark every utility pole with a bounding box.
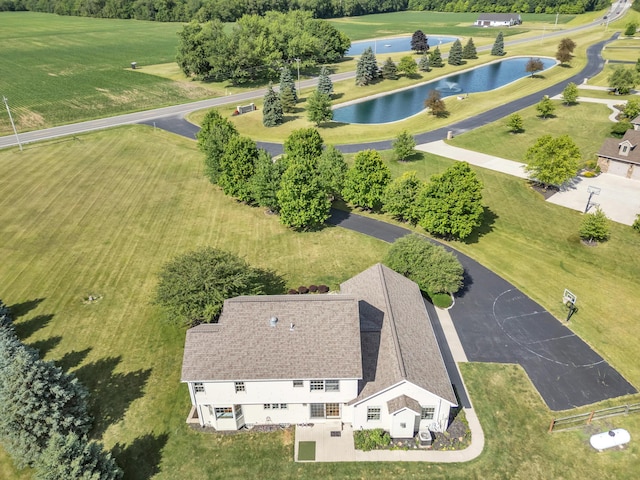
[295,58,301,94]
[555,11,559,29]
[3,96,22,152]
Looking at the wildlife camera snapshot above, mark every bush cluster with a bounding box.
[354,428,391,451]
[287,285,329,294]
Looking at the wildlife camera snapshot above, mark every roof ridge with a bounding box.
[377,264,408,380]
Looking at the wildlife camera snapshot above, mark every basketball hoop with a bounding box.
[562,289,577,322]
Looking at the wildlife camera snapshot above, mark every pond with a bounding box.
[347,35,457,56]
[333,57,557,124]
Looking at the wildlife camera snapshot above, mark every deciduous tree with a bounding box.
[536,95,556,118]
[562,82,579,105]
[525,57,544,77]
[556,37,576,65]
[382,171,422,224]
[218,135,259,202]
[277,157,331,230]
[524,134,580,187]
[317,145,347,199]
[608,66,638,95]
[197,109,239,185]
[416,162,484,240]
[284,128,324,161]
[155,247,268,325]
[424,90,448,117]
[392,130,416,161]
[447,39,464,66]
[491,31,506,56]
[383,234,464,294]
[462,38,478,59]
[342,150,391,210]
[250,150,286,213]
[307,90,333,126]
[625,21,638,36]
[580,207,610,243]
[398,56,418,76]
[411,30,429,54]
[506,113,524,133]
[623,97,640,119]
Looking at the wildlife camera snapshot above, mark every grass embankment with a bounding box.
[448,101,613,162]
[1,127,639,478]
[0,13,211,136]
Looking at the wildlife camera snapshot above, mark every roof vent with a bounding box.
[269,316,278,327]
[289,323,295,331]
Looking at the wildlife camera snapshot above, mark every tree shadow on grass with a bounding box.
[9,298,45,319]
[74,356,152,438]
[28,335,62,357]
[112,432,169,480]
[463,206,498,245]
[14,313,54,340]
[255,268,287,295]
[58,348,92,372]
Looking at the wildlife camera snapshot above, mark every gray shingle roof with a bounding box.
[598,129,640,165]
[341,264,457,406]
[387,394,422,414]
[181,295,362,382]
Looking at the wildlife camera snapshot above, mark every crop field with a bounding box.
[1,126,639,478]
[0,13,213,136]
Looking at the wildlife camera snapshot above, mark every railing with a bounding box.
[549,403,640,433]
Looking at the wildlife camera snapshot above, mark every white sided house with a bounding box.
[474,13,522,27]
[181,264,457,439]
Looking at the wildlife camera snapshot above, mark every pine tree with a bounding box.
[448,39,464,66]
[429,46,444,68]
[491,32,506,56]
[355,47,379,86]
[279,86,297,113]
[317,66,333,96]
[279,66,297,102]
[462,37,478,59]
[418,54,431,72]
[381,57,398,80]
[262,84,283,127]
[411,30,429,54]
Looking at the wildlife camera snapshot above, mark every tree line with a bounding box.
[176,11,350,84]
[0,0,406,21]
[0,0,608,20]
[0,300,122,479]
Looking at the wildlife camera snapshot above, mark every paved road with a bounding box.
[0,4,628,150]
[328,209,637,411]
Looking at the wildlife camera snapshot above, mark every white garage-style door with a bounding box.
[631,164,640,181]
[607,160,630,177]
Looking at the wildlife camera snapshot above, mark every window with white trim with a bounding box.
[310,380,324,391]
[293,380,303,388]
[280,404,288,409]
[215,407,233,419]
[264,404,271,409]
[367,407,381,421]
[194,383,204,393]
[234,381,245,393]
[325,403,340,418]
[421,407,435,420]
[325,380,340,392]
[310,403,325,418]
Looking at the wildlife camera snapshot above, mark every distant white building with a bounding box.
[181,264,457,439]
[475,13,522,27]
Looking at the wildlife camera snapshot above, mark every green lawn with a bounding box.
[448,101,614,162]
[0,13,212,136]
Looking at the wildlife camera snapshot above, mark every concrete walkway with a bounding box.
[294,306,485,463]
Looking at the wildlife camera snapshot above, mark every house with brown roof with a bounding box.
[181,264,457,438]
[474,13,522,27]
[597,129,640,180]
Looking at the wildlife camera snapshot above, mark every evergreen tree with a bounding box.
[342,150,391,210]
[35,432,122,480]
[411,30,429,54]
[284,128,324,161]
[393,130,416,161]
[250,150,287,213]
[355,47,379,86]
[277,157,331,230]
[416,162,484,240]
[462,38,478,59]
[447,39,464,66]
[262,84,283,127]
[317,145,348,199]
[218,135,259,202]
[317,66,334,96]
[197,110,239,185]
[580,207,610,243]
[491,32,506,56]
[381,57,398,80]
[428,46,444,68]
[307,90,333,126]
[382,171,423,224]
[279,86,297,113]
[279,66,297,102]
[418,54,431,72]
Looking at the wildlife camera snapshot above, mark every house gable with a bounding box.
[597,130,640,166]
